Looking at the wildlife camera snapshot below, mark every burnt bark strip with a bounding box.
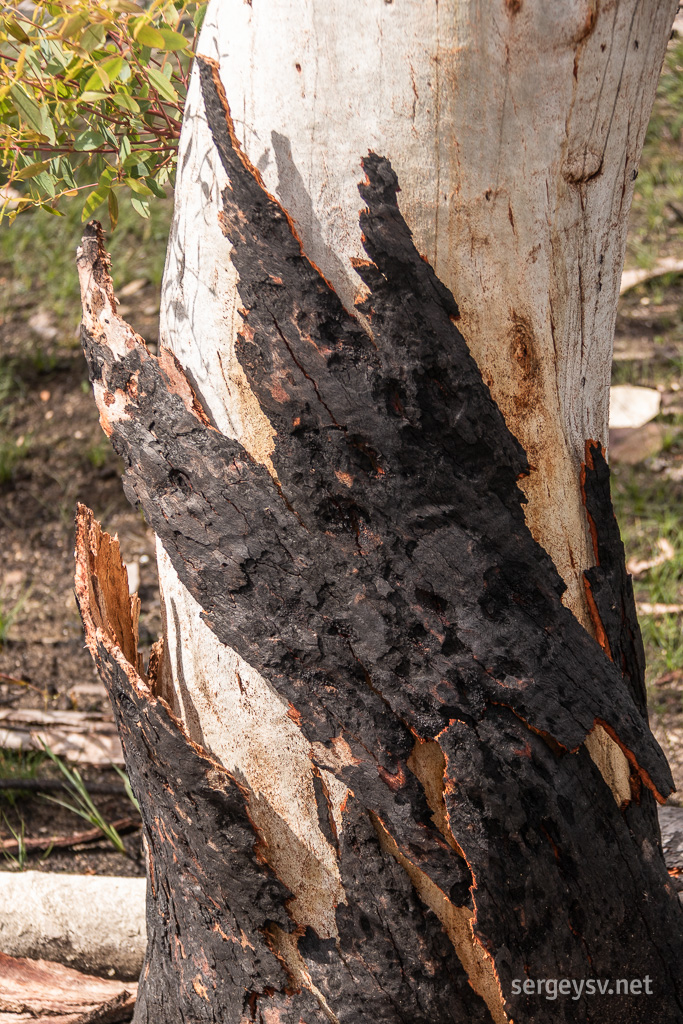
[75,510,494,1024]
[76,57,683,1020]
[581,440,662,864]
[582,441,647,717]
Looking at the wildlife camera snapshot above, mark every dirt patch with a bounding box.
[0,274,157,874]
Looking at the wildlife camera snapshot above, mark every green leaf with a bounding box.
[112,92,140,114]
[13,160,50,181]
[74,129,105,151]
[157,27,190,50]
[130,195,150,218]
[125,176,154,196]
[79,90,110,103]
[108,187,119,230]
[9,84,43,134]
[99,166,116,187]
[82,184,110,221]
[40,107,57,146]
[32,170,57,198]
[145,176,166,198]
[147,67,178,103]
[83,55,125,92]
[39,203,65,217]
[193,5,207,32]
[61,13,88,40]
[9,84,57,144]
[60,159,78,190]
[80,23,106,53]
[118,135,132,162]
[133,23,165,49]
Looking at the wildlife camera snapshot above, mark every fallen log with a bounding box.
[0,873,146,979]
[0,709,123,766]
[0,951,136,1023]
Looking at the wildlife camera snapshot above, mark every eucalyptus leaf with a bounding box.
[108,187,119,230]
[13,160,50,182]
[80,23,106,53]
[9,84,43,135]
[130,195,151,218]
[74,129,105,151]
[82,184,110,221]
[112,92,140,114]
[134,23,166,49]
[126,176,154,196]
[157,28,190,51]
[148,67,178,103]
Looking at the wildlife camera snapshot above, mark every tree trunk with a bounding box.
[76,2,683,1021]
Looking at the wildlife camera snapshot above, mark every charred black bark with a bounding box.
[76,512,493,1024]
[76,55,683,1023]
[581,441,663,850]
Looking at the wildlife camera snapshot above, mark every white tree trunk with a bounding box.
[151,0,676,1015]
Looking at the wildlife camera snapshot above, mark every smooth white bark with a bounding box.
[157,0,676,1001]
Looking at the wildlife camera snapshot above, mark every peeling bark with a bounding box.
[76,55,683,1018]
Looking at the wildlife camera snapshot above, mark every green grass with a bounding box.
[0,811,27,870]
[40,742,135,857]
[612,465,683,688]
[0,193,172,333]
[84,440,112,471]
[0,586,32,649]
[626,39,683,269]
[0,748,47,807]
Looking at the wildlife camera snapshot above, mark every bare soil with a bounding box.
[0,282,160,874]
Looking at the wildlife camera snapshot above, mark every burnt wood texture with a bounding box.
[76,56,683,1023]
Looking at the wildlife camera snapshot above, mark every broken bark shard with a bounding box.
[75,58,683,1021]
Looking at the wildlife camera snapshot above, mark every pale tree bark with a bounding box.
[75,2,683,1021]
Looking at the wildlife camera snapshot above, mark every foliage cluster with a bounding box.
[0,0,206,227]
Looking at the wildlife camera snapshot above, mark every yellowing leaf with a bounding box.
[14,46,26,81]
[13,160,50,181]
[108,188,119,230]
[82,184,110,221]
[125,177,154,195]
[4,18,30,44]
[61,14,88,40]
[79,91,110,102]
[133,23,165,48]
